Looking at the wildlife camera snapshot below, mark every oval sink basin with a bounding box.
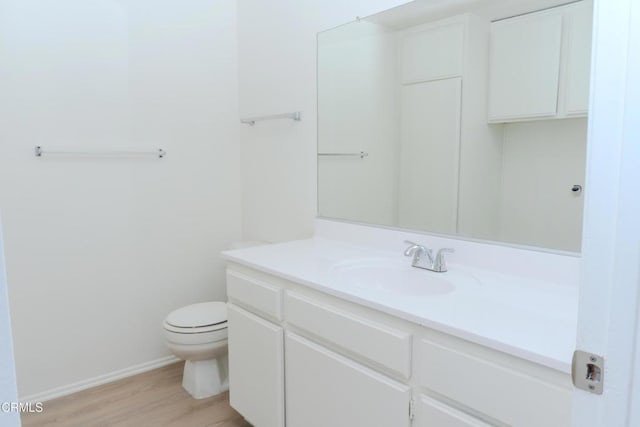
[328,259,456,296]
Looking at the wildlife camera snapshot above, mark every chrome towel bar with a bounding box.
[34,146,166,158]
[318,151,369,159]
[240,111,301,125]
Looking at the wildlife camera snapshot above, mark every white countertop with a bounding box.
[221,237,578,373]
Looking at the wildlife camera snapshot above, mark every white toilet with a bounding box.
[163,241,266,399]
[163,301,228,399]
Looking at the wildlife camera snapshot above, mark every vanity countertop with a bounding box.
[221,237,578,374]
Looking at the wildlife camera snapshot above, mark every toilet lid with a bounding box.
[165,302,227,329]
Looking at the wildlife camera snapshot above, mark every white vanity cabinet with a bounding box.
[226,272,285,427]
[488,1,592,122]
[414,338,572,427]
[413,395,492,427]
[226,264,572,427]
[285,332,411,427]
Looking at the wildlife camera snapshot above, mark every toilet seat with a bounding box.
[164,322,226,334]
[164,302,227,334]
[165,327,227,346]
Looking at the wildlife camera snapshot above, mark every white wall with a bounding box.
[0,0,241,399]
[237,0,409,243]
[0,220,19,426]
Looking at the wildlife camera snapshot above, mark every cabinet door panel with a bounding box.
[285,332,410,427]
[414,394,492,427]
[414,338,572,427]
[228,303,284,427]
[398,77,461,233]
[563,0,592,115]
[488,10,562,121]
[401,22,464,84]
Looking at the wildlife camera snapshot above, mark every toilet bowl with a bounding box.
[163,301,228,399]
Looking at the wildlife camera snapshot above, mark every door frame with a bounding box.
[573,0,640,425]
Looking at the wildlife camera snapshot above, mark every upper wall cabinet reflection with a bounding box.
[318,0,592,253]
[488,1,592,121]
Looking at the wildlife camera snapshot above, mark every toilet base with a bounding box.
[182,355,229,399]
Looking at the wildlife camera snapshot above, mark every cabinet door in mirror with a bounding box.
[317,0,592,253]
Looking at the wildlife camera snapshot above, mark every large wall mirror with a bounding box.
[317,0,592,253]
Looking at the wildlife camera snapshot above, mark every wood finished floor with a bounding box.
[21,362,251,427]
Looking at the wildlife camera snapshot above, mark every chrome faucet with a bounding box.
[404,241,454,273]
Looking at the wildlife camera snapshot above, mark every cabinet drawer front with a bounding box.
[226,270,282,320]
[285,332,411,427]
[285,292,412,378]
[415,339,571,427]
[414,395,491,427]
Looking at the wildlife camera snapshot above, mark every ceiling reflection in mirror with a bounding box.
[317,0,592,252]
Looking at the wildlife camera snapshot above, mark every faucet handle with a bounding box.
[404,241,434,266]
[433,248,455,272]
[436,247,455,256]
[403,240,423,256]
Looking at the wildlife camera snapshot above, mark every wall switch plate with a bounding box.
[572,350,604,394]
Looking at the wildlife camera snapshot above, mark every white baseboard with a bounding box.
[20,355,181,403]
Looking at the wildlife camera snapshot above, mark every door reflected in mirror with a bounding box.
[317,0,592,252]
